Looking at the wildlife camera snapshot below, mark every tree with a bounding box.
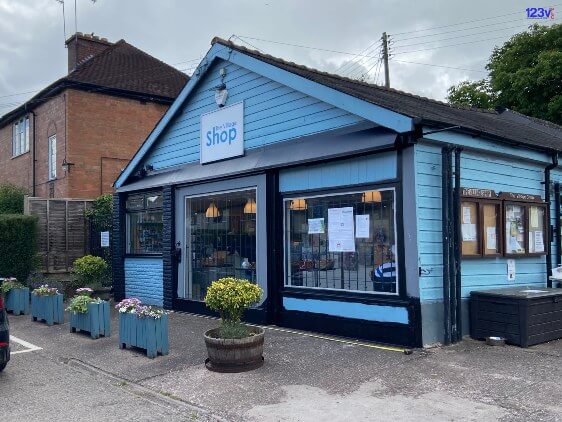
[446,79,496,109]
[447,24,562,125]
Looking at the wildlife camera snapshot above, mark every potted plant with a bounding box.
[72,255,111,300]
[116,298,169,359]
[31,284,64,326]
[67,288,110,339]
[1,277,30,315]
[204,277,264,372]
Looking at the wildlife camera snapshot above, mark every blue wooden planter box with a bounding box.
[119,312,169,358]
[31,293,64,325]
[70,301,111,339]
[5,288,30,315]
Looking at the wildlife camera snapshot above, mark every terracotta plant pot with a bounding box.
[204,325,265,372]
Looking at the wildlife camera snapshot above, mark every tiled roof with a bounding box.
[212,37,562,152]
[0,39,189,127]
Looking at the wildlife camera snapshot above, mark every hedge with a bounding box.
[0,214,38,282]
[0,183,26,214]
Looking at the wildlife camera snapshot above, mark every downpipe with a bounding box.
[545,153,558,288]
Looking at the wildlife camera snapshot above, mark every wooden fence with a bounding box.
[25,197,93,273]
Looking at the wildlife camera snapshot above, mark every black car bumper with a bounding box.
[0,345,9,364]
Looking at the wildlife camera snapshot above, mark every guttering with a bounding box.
[545,152,558,287]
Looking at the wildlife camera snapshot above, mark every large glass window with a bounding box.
[12,116,30,157]
[186,189,257,301]
[284,188,398,294]
[126,192,163,254]
[48,135,57,180]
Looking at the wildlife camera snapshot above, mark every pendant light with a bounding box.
[362,190,382,203]
[243,198,257,214]
[206,201,221,218]
[289,198,307,210]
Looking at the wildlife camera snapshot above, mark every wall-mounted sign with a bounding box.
[461,188,496,199]
[200,101,244,164]
[100,231,110,248]
[499,192,544,203]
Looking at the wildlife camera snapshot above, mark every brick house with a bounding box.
[0,33,188,199]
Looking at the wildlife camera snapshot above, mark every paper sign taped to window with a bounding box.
[355,215,370,238]
[534,230,544,252]
[462,206,472,224]
[328,207,355,252]
[100,231,110,247]
[486,227,496,250]
[308,218,325,234]
[461,223,477,241]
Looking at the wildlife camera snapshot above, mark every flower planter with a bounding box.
[70,301,111,339]
[31,293,64,326]
[204,326,265,372]
[119,312,169,358]
[5,287,30,315]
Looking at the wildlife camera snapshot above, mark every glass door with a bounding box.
[184,189,257,301]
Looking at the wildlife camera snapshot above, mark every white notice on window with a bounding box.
[461,223,477,241]
[486,227,496,250]
[308,218,325,234]
[530,207,539,229]
[328,207,355,252]
[355,214,370,238]
[462,206,472,224]
[100,231,110,248]
[534,230,544,253]
[507,259,516,281]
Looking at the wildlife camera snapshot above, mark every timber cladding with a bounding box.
[25,196,92,273]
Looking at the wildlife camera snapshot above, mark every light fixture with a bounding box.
[205,201,221,218]
[61,157,75,173]
[214,83,228,108]
[362,190,382,203]
[243,198,256,214]
[289,198,307,210]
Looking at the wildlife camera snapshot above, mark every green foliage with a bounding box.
[0,183,27,215]
[218,321,251,339]
[446,79,496,109]
[32,284,59,296]
[73,255,108,286]
[66,294,101,314]
[0,214,38,282]
[86,194,113,229]
[0,278,25,296]
[204,277,262,335]
[447,23,562,125]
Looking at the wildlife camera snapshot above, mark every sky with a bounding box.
[0,0,557,114]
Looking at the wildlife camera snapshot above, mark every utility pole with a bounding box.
[382,32,390,88]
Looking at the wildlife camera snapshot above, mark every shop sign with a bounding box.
[461,187,496,199]
[499,192,543,203]
[200,102,244,164]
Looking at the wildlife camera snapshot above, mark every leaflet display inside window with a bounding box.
[505,204,526,255]
[126,192,163,254]
[284,188,398,294]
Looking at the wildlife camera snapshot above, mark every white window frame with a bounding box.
[283,187,399,296]
[12,116,30,157]
[48,135,57,180]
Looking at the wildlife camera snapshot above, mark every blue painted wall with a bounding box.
[124,258,164,306]
[279,151,396,192]
[283,297,409,324]
[142,59,366,170]
[415,141,549,303]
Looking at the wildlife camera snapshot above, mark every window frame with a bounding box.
[282,185,399,297]
[503,200,548,258]
[460,197,503,259]
[12,116,30,158]
[48,134,57,180]
[125,191,164,256]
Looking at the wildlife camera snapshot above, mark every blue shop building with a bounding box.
[113,38,562,347]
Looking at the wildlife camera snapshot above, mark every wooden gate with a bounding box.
[24,197,93,273]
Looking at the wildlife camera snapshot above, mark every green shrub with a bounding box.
[86,194,113,229]
[73,255,108,286]
[0,214,38,282]
[0,183,27,214]
[66,294,101,314]
[204,278,262,339]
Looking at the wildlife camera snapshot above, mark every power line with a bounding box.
[337,39,381,73]
[390,59,487,73]
[393,34,516,55]
[340,42,382,78]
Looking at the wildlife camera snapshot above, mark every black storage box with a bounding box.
[470,287,562,347]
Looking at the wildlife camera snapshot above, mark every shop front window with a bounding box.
[186,189,257,301]
[284,188,398,294]
[126,192,163,254]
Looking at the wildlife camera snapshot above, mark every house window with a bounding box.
[284,188,398,295]
[48,135,57,180]
[12,116,30,157]
[126,192,163,254]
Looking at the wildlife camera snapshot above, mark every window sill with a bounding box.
[282,286,404,304]
[11,151,30,159]
[125,253,163,259]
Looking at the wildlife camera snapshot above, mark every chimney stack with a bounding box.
[65,32,113,73]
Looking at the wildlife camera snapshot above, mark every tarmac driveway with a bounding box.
[4,308,562,421]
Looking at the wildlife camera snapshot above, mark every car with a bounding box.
[0,295,9,372]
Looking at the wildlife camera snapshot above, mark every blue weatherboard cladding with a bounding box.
[141,59,366,171]
[112,193,126,302]
[415,140,550,303]
[162,185,175,309]
[124,258,164,306]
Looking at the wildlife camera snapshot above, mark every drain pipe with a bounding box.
[555,182,561,270]
[28,108,37,197]
[441,146,453,345]
[453,147,463,341]
[545,152,558,287]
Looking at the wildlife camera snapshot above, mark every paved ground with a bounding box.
[3,308,562,421]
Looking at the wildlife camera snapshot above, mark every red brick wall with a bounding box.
[65,89,168,198]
